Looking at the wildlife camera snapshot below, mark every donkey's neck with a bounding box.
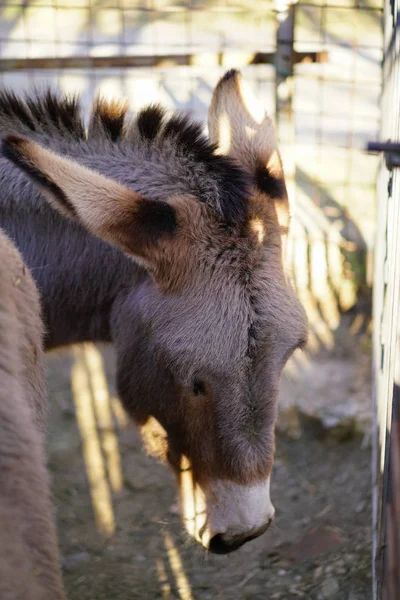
[0,201,142,349]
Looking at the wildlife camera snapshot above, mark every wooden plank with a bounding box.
[0,51,328,73]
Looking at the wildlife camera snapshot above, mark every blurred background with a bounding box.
[0,1,393,598]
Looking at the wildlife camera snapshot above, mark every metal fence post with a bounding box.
[369,0,400,594]
[275,0,296,259]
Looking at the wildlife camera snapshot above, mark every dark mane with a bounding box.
[0,89,85,140]
[0,89,251,225]
[88,96,128,142]
[135,106,251,225]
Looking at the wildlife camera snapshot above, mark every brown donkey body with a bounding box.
[0,71,307,553]
[0,230,65,599]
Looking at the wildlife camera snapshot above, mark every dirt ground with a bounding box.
[46,336,373,600]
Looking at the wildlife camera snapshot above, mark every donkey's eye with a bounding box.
[191,379,206,396]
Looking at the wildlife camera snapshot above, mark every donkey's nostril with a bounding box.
[209,533,242,554]
[208,519,274,554]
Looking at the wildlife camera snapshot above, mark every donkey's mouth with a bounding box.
[208,533,247,554]
[208,518,274,554]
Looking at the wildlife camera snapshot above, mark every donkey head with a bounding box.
[3,70,307,553]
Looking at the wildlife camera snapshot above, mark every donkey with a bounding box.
[0,70,307,554]
[0,229,65,599]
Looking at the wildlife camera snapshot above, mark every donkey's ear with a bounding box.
[2,135,177,259]
[208,70,287,205]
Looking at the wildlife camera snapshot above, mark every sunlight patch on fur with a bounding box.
[217,113,232,154]
[140,416,168,461]
[179,457,207,546]
[266,149,284,179]
[250,218,265,245]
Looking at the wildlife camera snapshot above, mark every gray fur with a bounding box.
[0,229,65,599]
